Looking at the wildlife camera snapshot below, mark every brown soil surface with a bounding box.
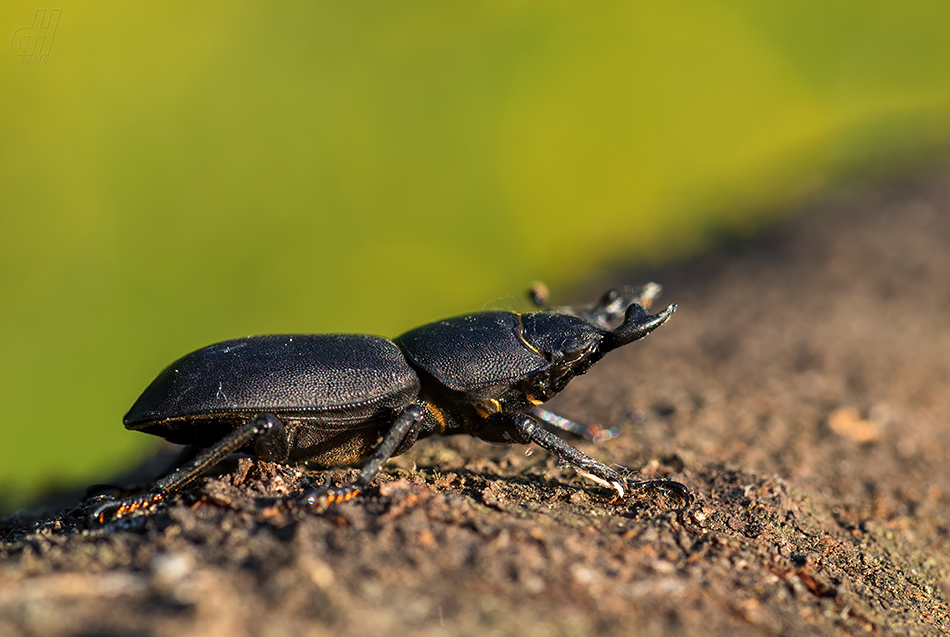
[3,169,950,637]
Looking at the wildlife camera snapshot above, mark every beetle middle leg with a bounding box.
[90,413,288,524]
[303,404,425,508]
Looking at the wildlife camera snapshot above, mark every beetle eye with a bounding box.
[558,337,585,362]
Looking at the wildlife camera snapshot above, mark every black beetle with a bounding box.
[92,285,689,522]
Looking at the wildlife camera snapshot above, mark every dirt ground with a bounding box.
[3,168,950,637]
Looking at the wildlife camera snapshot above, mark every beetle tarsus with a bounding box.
[89,492,165,526]
[304,484,362,509]
[626,479,693,509]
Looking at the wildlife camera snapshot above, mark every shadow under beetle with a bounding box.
[92,284,690,523]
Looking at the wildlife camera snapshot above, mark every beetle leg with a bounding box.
[510,414,692,507]
[625,478,694,509]
[531,406,620,443]
[531,406,586,436]
[89,413,287,524]
[304,404,425,508]
[508,414,628,497]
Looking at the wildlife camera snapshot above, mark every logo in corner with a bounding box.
[10,9,61,64]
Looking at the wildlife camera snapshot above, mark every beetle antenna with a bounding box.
[528,281,549,307]
[602,303,676,352]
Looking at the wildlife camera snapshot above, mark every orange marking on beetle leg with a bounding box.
[118,493,164,517]
[524,390,543,406]
[426,401,448,433]
[308,487,361,508]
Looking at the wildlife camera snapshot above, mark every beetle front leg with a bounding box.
[495,414,692,507]
[304,404,425,508]
[507,414,629,497]
[90,413,288,524]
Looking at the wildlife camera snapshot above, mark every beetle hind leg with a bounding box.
[89,413,288,525]
[303,404,425,508]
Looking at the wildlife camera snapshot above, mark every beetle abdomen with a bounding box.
[124,334,420,429]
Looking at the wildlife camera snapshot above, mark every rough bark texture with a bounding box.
[3,169,950,637]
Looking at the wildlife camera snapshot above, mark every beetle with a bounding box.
[91,285,689,523]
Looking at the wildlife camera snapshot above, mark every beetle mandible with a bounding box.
[92,284,689,522]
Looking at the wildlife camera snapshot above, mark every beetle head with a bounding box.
[520,301,675,397]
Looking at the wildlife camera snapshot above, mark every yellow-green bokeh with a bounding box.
[2,1,949,510]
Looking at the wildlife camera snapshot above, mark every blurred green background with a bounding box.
[2,2,949,511]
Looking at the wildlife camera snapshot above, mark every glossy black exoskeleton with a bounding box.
[92,285,689,522]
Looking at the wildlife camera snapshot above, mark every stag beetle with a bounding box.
[91,284,689,522]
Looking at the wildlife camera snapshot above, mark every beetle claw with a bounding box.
[626,479,693,509]
[611,480,626,498]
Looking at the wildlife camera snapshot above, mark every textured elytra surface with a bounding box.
[3,169,950,637]
[125,334,420,426]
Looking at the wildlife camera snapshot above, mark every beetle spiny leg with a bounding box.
[300,404,425,511]
[89,414,286,525]
[89,492,165,526]
[511,414,627,497]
